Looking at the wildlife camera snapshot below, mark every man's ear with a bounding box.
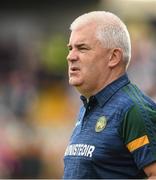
[108,48,123,68]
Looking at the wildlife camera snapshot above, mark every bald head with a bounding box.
[70,11,131,67]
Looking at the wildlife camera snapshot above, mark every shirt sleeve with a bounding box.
[120,104,156,169]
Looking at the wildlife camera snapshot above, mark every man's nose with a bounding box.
[67,50,78,62]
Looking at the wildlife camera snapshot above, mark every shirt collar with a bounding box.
[80,73,130,107]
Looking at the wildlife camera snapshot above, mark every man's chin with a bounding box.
[69,79,82,87]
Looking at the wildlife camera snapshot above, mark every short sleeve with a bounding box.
[120,104,156,169]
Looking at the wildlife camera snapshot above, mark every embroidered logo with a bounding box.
[95,116,107,132]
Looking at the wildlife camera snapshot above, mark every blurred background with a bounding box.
[0,0,156,178]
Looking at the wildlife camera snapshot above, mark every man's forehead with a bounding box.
[70,25,96,38]
[68,40,87,46]
[68,32,96,46]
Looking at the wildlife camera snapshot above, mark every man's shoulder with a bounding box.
[108,82,156,117]
[122,83,156,109]
[120,83,156,129]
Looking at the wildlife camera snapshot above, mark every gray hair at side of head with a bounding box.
[70,11,131,67]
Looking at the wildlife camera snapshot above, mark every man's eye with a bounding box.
[68,47,72,51]
[79,47,88,51]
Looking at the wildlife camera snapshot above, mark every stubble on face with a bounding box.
[67,23,112,97]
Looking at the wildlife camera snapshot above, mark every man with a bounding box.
[63,11,156,179]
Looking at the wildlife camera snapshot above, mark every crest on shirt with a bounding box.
[95,116,107,132]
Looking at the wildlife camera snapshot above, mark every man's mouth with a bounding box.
[70,67,80,72]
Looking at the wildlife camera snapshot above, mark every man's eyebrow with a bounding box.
[76,43,87,47]
[76,43,91,49]
[67,43,90,50]
[67,42,88,46]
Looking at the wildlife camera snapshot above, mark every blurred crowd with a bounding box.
[128,22,156,101]
[0,37,79,178]
[0,1,156,179]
